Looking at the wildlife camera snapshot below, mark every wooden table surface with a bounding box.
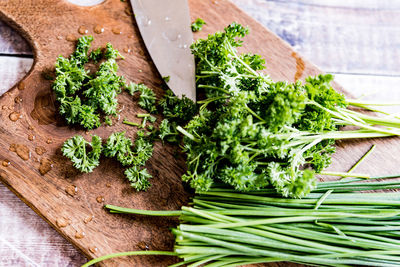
[1,0,399,266]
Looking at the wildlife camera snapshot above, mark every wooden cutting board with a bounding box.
[0,0,399,266]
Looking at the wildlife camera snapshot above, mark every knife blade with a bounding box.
[130,0,196,101]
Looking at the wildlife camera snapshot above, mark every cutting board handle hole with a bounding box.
[66,0,105,6]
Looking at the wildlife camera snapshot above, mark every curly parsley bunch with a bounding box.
[173,23,400,198]
[53,36,125,130]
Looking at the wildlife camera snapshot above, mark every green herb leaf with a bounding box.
[191,18,206,32]
[62,135,102,173]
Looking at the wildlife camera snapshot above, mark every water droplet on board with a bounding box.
[11,144,30,161]
[28,134,35,141]
[106,183,112,188]
[96,196,104,203]
[89,247,98,253]
[39,158,53,175]
[56,35,63,40]
[75,231,86,239]
[123,47,131,53]
[9,112,22,122]
[28,125,33,130]
[35,146,47,155]
[93,25,104,34]
[18,82,25,91]
[2,160,10,167]
[66,34,76,42]
[112,27,122,35]
[46,138,53,144]
[83,215,94,224]
[137,241,149,250]
[56,217,70,228]
[165,16,171,22]
[128,35,134,39]
[65,184,78,197]
[14,96,22,103]
[78,26,89,35]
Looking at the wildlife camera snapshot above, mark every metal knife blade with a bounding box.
[130,0,196,101]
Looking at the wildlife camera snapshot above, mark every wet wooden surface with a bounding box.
[0,0,399,266]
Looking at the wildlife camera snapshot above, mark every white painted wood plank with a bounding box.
[0,185,87,267]
[232,0,400,76]
[333,73,400,113]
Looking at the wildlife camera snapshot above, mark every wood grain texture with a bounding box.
[233,0,400,76]
[0,0,399,266]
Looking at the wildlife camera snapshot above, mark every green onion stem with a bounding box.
[81,251,178,267]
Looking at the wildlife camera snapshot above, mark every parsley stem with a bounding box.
[123,120,140,127]
[177,126,199,142]
[137,113,150,118]
[348,99,400,106]
[244,106,265,122]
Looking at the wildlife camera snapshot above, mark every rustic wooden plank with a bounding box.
[232,0,400,76]
[0,185,86,266]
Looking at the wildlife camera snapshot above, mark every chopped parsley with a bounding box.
[53,36,126,130]
[191,18,206,32]
[61,135,102,173]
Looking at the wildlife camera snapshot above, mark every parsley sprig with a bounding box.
[53,36,126,129]
[61,135,102,173]
[191,18,206,32]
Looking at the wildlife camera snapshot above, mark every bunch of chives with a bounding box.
[83,176,400,267]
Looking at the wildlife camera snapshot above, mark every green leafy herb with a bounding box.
[104,43,124,60]
[131,130,154,166]
[174,23,400,198]
[125,82,144,95]
[104,116,113,126]
[124,166,152,191]
[103,131,135,166]
[138,84,157,113]
[90,48,103,63]
[158,89,197,125]
[158,119,179,143]
[53,36,126,130]
[162,76,170,83]
[103,131,154,188]
[191,18,206,32]
[61,135,102,173]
